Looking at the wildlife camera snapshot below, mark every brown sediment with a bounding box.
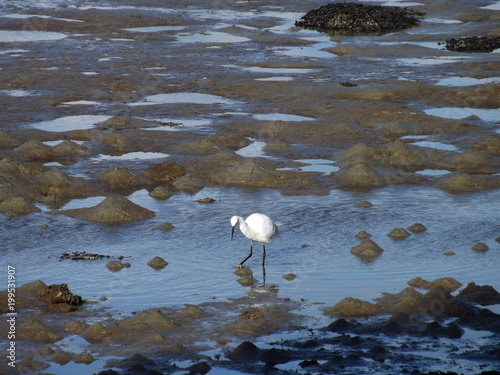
[2,278,500,374]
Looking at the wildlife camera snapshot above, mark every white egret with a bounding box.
[230,213,278,268]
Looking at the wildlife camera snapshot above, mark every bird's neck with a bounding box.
[238,218,252,238]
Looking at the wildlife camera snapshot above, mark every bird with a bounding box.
[230,213,278,268]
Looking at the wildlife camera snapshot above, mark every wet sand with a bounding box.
[0,0,499,373]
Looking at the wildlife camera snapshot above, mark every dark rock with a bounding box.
[375,287,428,315]
[117,310,178,331]
[424,287,471,317]
[237,276,258,287]
[145,161,188,183]
[354,201,373,208]
[179,305,206,318]
[172,173,205,193]
[407,223,427,233]
[450,150,497,173]
[456,282,500,305]
[227,341,262,361]
[99,164,143,190]
[195,197,215,203]
[15,140,90,160]
[294,339,320,348]
[0,130,21,149]
[188,361,211,375]
[325,318,357,332]
[436,172,495,192]
[335,164,385,188]
[472,134,500,156]
[81,323,114,343]
[122,353,155,366]
[64,320,89,334]
[98,115,158,130]
[15,140,55,159]
[446,36,500,53]
[0,196,41,214]
[52,140,91,158]
[147,256,168,270]
[299,359,320,368]
[93,129,130,146]
[18,318,64,343]
[295,3,425,32]
[153,222,175,231]
[408,277,462,292]
[325,297,380,317]
[282,273,296,281]
[472,242,489,252]
[378,140,431,170]
[368,344,390,362]
[148,186,173,200]
[387,227,411,239]
[73,352,94,364]
[34,167,101,198]
[423,321,463,339]
[240,310,265,320]
[350,239,383,260]
[234,267,253,276]
[41,284,83,307]
[355,230,372,239]
[259,347,290,366]
[338,143,377,166]
[96,370,120,375]
[16,357,50,373]
[217,160,271,187]
[60,251,111,260]
[50,350,71,365]
[456,308,500,333]
[106,260,131,272]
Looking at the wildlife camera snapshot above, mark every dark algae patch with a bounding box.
[295,2,425,33]
[446,36,500,53]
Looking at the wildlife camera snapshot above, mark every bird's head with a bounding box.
[230,216,239,240]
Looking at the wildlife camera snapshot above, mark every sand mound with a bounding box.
[55,196,155,223]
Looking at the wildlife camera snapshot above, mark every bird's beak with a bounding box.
[231,225,235,241]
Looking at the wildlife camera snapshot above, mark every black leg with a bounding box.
[237,241,253,268]
[262,262,266,285]
[262,244,267,285]
[262,244,266,266]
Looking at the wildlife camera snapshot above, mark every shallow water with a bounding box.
[424,107,500,122]
[90,151,170,161]
[0,29,67,42]
[29,115,112,132]
[294,159,340,174]
[128,92,240,106]
[412,140,460,151]
[3,186,499,313]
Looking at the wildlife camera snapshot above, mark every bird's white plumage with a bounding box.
[231,213,277,243]
[230,213,278,268]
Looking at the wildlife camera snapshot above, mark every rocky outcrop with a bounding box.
[295,3,425,32]
[446,36,500,53]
